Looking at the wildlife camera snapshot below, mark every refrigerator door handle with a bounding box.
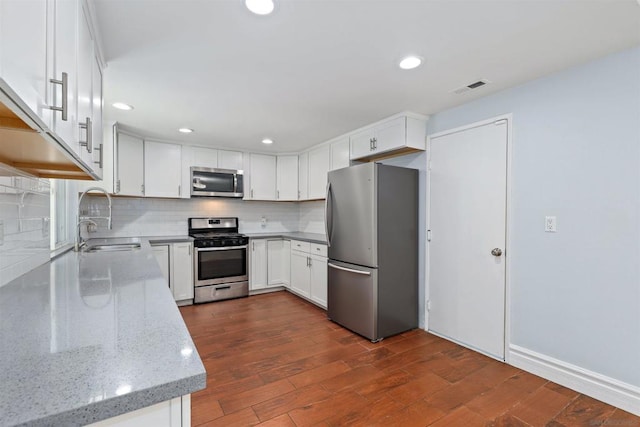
[328,262,371,276]
[324,181,332,247]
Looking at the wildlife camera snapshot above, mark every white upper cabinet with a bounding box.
[276,155,298,201]
[0,0,49,124]
[330,137,350,171]
[51,0,79,150]
[114,132,144,197]
[76,4,94,167]
[307,145,330,199]
[350,115,427,161]
[144,140,182,198]
[90,55,103,177]
[191,147,218,168]
[298,152,308,200]
[247,153,276,200]
[218,150,244,170]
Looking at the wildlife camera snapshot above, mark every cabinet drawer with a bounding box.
[291,240,311,252]
[310,243,327,257]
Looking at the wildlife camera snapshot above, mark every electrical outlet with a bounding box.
[545,216,557,232]
[260,216,267,228]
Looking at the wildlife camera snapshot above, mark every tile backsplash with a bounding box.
[0,164,50,287]
[86,196,326,238]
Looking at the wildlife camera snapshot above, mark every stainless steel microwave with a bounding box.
[191,167,244,198]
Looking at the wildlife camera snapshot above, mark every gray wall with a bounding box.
[426,46,640,387]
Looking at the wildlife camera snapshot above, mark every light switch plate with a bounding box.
[545,216,557,232]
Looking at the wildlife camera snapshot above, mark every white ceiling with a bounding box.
[93,0,640,153]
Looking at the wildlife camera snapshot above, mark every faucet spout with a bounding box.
[76,187,113,251]
[78,187,112,230]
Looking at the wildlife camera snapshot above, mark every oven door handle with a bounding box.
[195,245,248,252]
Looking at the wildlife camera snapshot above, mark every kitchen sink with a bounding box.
[84,243,142,252]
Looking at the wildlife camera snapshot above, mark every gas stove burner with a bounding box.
[188,217,248,248]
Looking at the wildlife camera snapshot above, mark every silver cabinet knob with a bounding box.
[491,248,503,256]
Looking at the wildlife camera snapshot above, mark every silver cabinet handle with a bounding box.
[328,263,371,276]
[369,138,374,151]
[116,179,121,194]
[141,184,145,195]
[251,189,254,198]
[372,137,377,150]
[277,190,280,199]
[491,248,503,256]
[79,117,93,153]
[188,245,191,256]
[49,72,68,120]
[93,143,103,169]
[178,185,181,197]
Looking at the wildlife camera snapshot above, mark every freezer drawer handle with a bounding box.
[328,263,371,276]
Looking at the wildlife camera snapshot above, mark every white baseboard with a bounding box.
[509,344,640,416]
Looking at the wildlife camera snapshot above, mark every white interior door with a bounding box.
[428,119,508,360]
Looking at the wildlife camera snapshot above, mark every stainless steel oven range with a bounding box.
[189,217,249,303]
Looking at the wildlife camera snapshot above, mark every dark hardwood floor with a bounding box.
[179,291,639,427]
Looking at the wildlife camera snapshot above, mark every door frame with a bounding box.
[425,113,513,362]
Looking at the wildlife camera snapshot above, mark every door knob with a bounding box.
[491,248,503,256]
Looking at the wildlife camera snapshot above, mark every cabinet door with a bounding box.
[276,155,298,201]
[191,147,218,168]
[308,145,330,199]
[151,245,170,287]
[374,117,406,153]
[0,0,49,124]
[298,152,308,200]
[349,128,375,160]
[330,138,350,171]
[309,254,328,308]
[115,133,144,196]
[290,250,310,298]
[267,239,283,286]
[52,0,78,149]
[249,154,276,200]
[77,4,94,167]
[90,55,103,179]
[282,240,291,288]
[172,243,194,301]
[144,141,182,198]
[218,150,243,170]
[250,239,267,290]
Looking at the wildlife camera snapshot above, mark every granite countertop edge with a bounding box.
[0,237,206,427]
[244,232,327,244]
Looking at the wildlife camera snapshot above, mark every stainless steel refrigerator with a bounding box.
[326,162,418,342]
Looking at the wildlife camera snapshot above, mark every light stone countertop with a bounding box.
[245,232,327,244]
[0,238,206,427]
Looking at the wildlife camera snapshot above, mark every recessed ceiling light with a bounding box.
[262,138,273,144]
[112,102,134,110]
[178,128,194,133]
[398,56,423,70]
[246,0,274,15]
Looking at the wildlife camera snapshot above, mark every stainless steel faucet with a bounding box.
[76,187,112,251]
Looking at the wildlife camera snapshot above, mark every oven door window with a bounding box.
[198,248,247,281]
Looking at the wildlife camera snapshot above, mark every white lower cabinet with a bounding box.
[151,242,194,304]
[268,239,290,287]
[249,239,268,290]
[250,238,290,291]
[88,395,190,427]
[289,240,328,308]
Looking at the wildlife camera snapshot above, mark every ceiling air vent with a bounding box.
[451,79,491,95]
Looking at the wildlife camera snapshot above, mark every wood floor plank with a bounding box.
[180,292,636,427]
